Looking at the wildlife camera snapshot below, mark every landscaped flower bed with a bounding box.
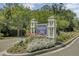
[57,32,79,42]
[7,32,79,54]
[27,37,55,52]
[7,41,27,54]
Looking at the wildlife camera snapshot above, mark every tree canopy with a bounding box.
[0,3,79,36]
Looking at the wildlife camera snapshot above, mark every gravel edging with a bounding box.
[3,35,79,56]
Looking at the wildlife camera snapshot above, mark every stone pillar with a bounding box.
[30,19,38,35]
[47,16,56,44]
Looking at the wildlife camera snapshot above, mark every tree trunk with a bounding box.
[17,25,20,37]
[17,24,23,37]
[17,28,20,37]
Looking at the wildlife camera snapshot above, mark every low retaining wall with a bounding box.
[3,35,79,56]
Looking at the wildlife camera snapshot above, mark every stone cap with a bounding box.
[37,24,47,26]
[31,18,36,21]
[31,18,38,23]
[48,16,55,19]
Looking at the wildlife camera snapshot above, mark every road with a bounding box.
[39,37,79,56]
[0,37,25,55]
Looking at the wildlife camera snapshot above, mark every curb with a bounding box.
[3,35,79,56]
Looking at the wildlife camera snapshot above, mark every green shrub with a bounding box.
[0,33,4,39]
[25,37,33,44]
[57,35,64,42]
[57,33,70,42]
[7,41,27,54]
[57,32,78,42]
[25,38,29,43]
[0,33,4,37]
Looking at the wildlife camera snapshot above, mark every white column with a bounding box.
[47,16,56,43]
[30,19,38,35]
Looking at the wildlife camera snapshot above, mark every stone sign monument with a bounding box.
[30,16,56,43]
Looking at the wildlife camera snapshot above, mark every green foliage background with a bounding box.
[0,3,79,36]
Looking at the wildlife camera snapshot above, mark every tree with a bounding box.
[34,3,78,32]
[0,3,78,36]
[11,4,31,36]
[57,20,69,30]
[0,3,31,37]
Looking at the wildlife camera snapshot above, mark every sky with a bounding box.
[0,3,79,18]
[66,3,79,18]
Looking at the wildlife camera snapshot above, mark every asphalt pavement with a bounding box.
[38,37,79,56]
